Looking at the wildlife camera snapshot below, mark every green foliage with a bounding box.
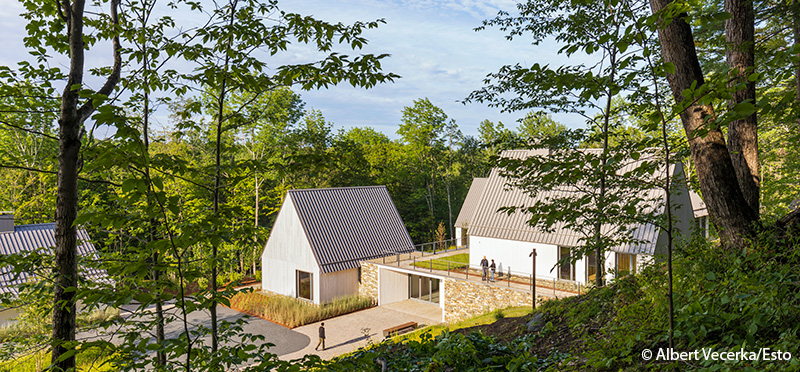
[493,309,505,320]
[332,330,566,372]
[0,346,119,372]
[228,292,374,328]
[521,233,800,371]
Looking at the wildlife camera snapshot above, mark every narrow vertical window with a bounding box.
[297,270,312,301]
[586,250,597,283]
[559,246,575,281]
[616,254,636,276]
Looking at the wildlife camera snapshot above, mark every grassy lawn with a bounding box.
[0,347,118,372]
[412,253,469,271]
[391,306,530,343]
[228,292,374,328]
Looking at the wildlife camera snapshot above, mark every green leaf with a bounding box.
[663,62,675,75]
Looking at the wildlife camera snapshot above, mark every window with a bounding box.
[461,228,469,247]
[408,274,440,304]
[616,254,636,276]
[696,216,708,238]
[559,246,575,281]
[297,270,312,301]
[586,250,598,283]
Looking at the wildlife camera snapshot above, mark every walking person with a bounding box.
[480,256,489,281]
[315,322,326,351]
[489,259,496,282]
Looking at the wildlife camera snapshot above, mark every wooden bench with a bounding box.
[383,321,417,338]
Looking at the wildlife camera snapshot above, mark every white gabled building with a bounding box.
[456,149,696,285]
[261,186,415,305]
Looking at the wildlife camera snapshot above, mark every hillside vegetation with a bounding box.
[321,236,800,371]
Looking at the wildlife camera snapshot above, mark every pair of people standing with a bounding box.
[479,256,497,282]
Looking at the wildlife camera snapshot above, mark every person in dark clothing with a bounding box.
[490,259,496,282]
[315,322,326,351]
[480,256,489,281]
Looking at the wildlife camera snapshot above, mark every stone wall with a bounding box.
[359,261,379,301]
[443,278,547,322]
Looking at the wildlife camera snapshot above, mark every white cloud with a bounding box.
[2,0,595,139]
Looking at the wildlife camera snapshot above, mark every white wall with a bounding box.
[656,162,699,257]
[319,268,359,303]
[379,268,409,305]
[470,235,560,280]
[261,195,321,304]
[470,235,620,285]
[455,227,464,247]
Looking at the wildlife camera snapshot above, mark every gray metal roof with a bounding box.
[467,149,671,255]
[289,186,415,274]
[454,178,488,229]
[0,223,110,296]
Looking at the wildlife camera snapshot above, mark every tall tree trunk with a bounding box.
[725,0,760,215]
[52,0,120,369]
[593,19,620,288]
[794,0,800,158]
[142,47,167,368]
[254,171,259,275]
[53,90,80,372]
[649,0,758,249]
[210,0,238,355]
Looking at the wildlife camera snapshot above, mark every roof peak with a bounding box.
[288,185,387,193]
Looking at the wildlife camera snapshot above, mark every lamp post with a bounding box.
[529,249,537,310]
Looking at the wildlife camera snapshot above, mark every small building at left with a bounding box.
[0,212,111,324]
[261,186,415,305]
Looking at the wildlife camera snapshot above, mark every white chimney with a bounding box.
[0,212,13,234]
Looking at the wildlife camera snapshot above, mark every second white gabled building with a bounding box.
[456,149,696,285]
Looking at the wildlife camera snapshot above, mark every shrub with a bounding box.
[228,271,244,284]
[493,309,505,320]
[228,292,374,328]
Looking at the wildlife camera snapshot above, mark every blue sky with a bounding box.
[0,0,589,139]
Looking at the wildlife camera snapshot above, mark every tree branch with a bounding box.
[0,164,121,186]
[0,119,58,141]
[77,0,122,123]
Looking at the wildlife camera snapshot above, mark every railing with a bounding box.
[378,252,584,296]
[414,238,467,256]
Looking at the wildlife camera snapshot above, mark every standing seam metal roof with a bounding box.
[466,149,671,255]
[288,186,415,274]
[0,223,110,296]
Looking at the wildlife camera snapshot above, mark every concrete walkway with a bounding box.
[81,299,442,362]
[78,304,311,357]
[280,299,442,361]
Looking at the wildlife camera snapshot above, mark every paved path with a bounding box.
[78,304,310,357]
[78,299,442,361]
[281,300,442,361]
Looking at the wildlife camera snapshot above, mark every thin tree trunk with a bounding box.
[594,25,618,288]
[254,170,259,276]
[446,125,453,240]
[52,0,121,369]
[725,0,759,215]
[210,0,238,355]
[650,0,758,249]
[794,0,800,158]
[142,45,167,368]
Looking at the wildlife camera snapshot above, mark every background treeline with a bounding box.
[0,88,572,276]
